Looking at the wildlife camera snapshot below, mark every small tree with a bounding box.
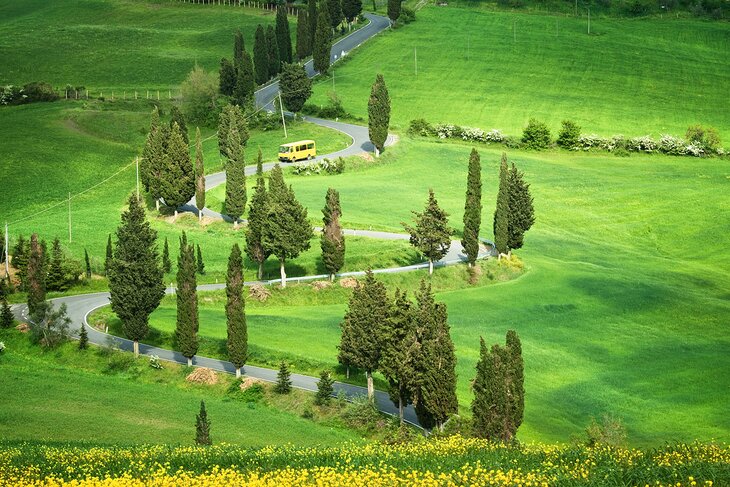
[313,8,332,75]
[686,124,721,152]
[11,235,29,287]
[462,148,482,268]
[169,105,189,145]
[195,400,212,445]
[218,104,249,159]
[296,10,311,60]
[315,370,335,405]
[388,0,401,23]
[140,107,162,193]
[266,25,280,79]
[196,244,205,275]
[226,243,247,378]
[327,0,344,29]
[219,57,236,96]
[493,153,510,256]
[342,0,363,27]
[194,127,206,221]
[253,24,269,85]
[403,189,452,275]
[84,249,92,279]
[162,237,172,274]
[472,337,502,439]
[275,360,292,394]
[321,188,345,281]
[175,232,199,367]
[78,323,89,350]
[507,163,535,252]
[180,65,218,127]
[276,5,293,64]
[280,62,313,113]
[159,122,195,219]
[29,301,71,349]
[521,118,551,149]
[224,125,247,228]
[46,237,67,292]
[245,150,271,280]
[26,234,46,318]
[1,291,14,329]
[104,234,113,275]
[556,120,581,149]
[233,30,244,68]
[367,74,390,156]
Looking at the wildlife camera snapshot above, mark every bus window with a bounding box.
[279,145,290,153]
[307,143,314,150]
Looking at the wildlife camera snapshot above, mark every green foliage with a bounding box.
[84,249,91,279]
[342,0,363,23]
[398,6,416,24]
[11,235,29,288]
[506,163,535,251]
[78,324,88,350]
[280,63,313,113]
[313,8,332,75]
[104,234,113,276]
[233,30,244,68]
[275,360,292,394]
[159,123,195,209]
[321,188,345,279]
[226,243,247,370]
[169,105,189,145]
[245,150,271,280]
[108,195,165,345]
[26,234,46,318]
[223,125,247,223]
[583,414,628,448]
[1,297,14,329]
[315,370,335,404]
[254,25,268,85]
[327,0,344,29]
[493,154,510,255]
[29,301,71,349]
[175,231,199,361]
[266,25,280,79]
[276,5,293,65]
[556,120,581,149]
[388,0,401,22]
[402,189,452,272]
[140,107,164,194]
[46,238,67,292]
[233,50,256,110]
[195,400,212,446]
[521,118,551,149]
[194,127,206,214]
[506,330,524,433]
[180,65,219,127]
[162,237,172,274]
[219,58,236,97]
[296,10,311,61]
[308,0,318,52]
[367,74,390,154]
[461,149,482,267]
[218,104,249,159]
[685,124,721,152]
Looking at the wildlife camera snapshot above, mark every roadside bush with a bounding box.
[627,135,657,153]
[23,82,59,103]
[149,355,163,370]
[582,414,628,448]
[521,118,551,149]
[658,135,688,155]
[292,157,345,175]
[399,7,416,23]
[556,120,581,149]
[180,65,219,127]
[408,118,434,137]
[685,124,721,152]
[29,302,71,349]
[504,135,522,149]
[104,351,136,374]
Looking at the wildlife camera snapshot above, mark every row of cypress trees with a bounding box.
[9,235,83,293]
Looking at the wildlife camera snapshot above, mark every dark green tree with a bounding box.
[266,25,280,79]
[321,187,345,281]
[341,270,389,401]
[521,118,551,150]
[220,58,236,96]
[195,400,212,445]
[276,5,293,64]
[327,0,343,29]
[507,163,535,252]
[556,120,581,149]
[104,234,113,276]
[237,49,256,109]
[261,164,313,287]
[140,106,161,192]
[26,234,46,318]
[403,189,452,275]
[218,104,249,159]
[10,235,29,287]
[159,122,195,219]
[226,243,247,378]
[169,105,189,145]
[224,125,247,228]
[194,127,206,221]
[342,0,363,26]
[84,249,92,279]
[108,195,165,357]
[148,124,171,210]
[175,231,199,366]
[253,24,269,85]
[280,62,313,113]
[162,237,172,274]
[462,148,482,268]
[78,323,88,350]
[196,244,205,275]
[472,337,502,440]
[315,370,335,405]
[233,30,245,68]
[296,10,311,60]
[388,0,401,23]
[506,330,524,436]
[308,0,318,48]
[313,7,332,75]
[46,237,67,292]
[275,360,292,394]
[367,74,390,156]
[1,283,14,328]
[245,150,271,280]
[39,239,49,280]
[410,279,439,429]
[493,153,510,256]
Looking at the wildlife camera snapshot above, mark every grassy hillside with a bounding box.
[310,6,730,141]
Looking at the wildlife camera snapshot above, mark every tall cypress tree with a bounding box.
[253,24,269,85]
[218,104,249,159]
[506,330,525,435]
[169,105,189,145]
[493,153,510,256]
[46,237,67,292]
[388,0,401,23]
[462,148,482,267]
[296,10,310,60]
[26,234,46,319]
[196,244,205,275]
[11,235,29,288]
[337,302,357,380]
[280,62,313,113]
[403,189,452,275]
[108,195,165,357]
[104,234,113,276]
[340,270,389,401]
[195,400,212,445]
[411,279,439,429]
[148,124,170,210]
[84,249,92,279]
[327,0,343,29]
[175,231,199,366]
[507,163,535,252]
[233,30,244,69]
[472,337,502,439]
[261,164,313,287]
[266,25,280,79]
[162,237,172,274]
[224,125,247,228]
[159,122,195,219]
[245,149,270,280]
[226,243,247,378]
[308,0,318,50]
[219,58,236,96]
[313,7,332,75]
[342,0,362,26]
[194,127,206,221]
[140,106,161,192]
[276,5,293,64]
[233,56,254,109]
[367,74,390,156]
[321,188,345,281]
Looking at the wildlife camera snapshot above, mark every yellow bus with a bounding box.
[278,140,316,162]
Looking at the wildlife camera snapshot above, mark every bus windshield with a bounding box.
[279,145,291,153]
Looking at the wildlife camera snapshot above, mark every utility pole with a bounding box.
[278,93,288,138]
[4,222,8,278]
[332,67,335,91]
[68,192,72,243]
[135,157,140,201]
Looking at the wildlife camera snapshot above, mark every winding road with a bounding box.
[13,12,496,431]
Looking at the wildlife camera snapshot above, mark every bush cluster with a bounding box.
[292,157,345,176]
[521,118,551,149]
[1,82,59,106]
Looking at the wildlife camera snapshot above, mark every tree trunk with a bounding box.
[187,357,192,367]
[398,394,404,425]
[279,259,287,288]
[375,147,380,157]
[329,273,335,282]
[257,262,264,280]
[236,367,241,378]
[199,211,203,223]
[366,370,374,402]
[133,340,139,358]
[429,259,434,275]
[233,219,239,230]
[155,200,160,211]
[173,209,178,221]
[346,365,350,379]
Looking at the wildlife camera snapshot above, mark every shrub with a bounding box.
[627,135,657,153]
[556,120,581,149]
[292,157,345,176]
[521,118,551,149]
[0,341,5,354]
[149,355,163,369]
[22,82,59,103]
[399,6,416,23]
[503,135,522,149]
[658,135,688,156]
[408,119,434,137]
[180,65,219,127]
[104,351,136,374]
[685,124,721,153]
[583,414,627,448]
[315,370,335,405]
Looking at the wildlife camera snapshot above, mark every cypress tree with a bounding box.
[280,62,313,113]
[341,269,389,401]
[11,235,29,287]
[275,360,292,394]
[175,231,199,366]
[78,323,88,350]
[266,25,280,79]
[327,0,343,30]
[411,279,439,429]
[194,127,206,221]
[315,370,335,405]
[506,330,524,435]
[195,400,212,445]
[159,122,195,219]
[472,337,502,439]
[240,50,256,109]
[313,7,332,75]
[261,164,313,287]
[342,0,362,26]
[46,237,67,292]
[296,10,310,60]
[0,228,4,267]
[308,0,318,49]
[39,239,49,280]
[253,24,269,85]
[245,149,270,280]
[140,106,161,192]
[388,0,401,23]
[108,195,165,357]
[507,163,535,252]
[367,74,390,156]
[226,243,247,378]
[219,58,236,96]
[104,234,113,275]
[162,237,172,274]
[148,124,171,210]
[1,295,14,329]
[233,30,244,68]
[196,244,205,275]
[403,189,452,275]
[26,234,46,319]
[276,5,293,64]
[337,302,356,379]
[224,125,247,228]
[84,249,92,279]
[218,104,249,159]
[321,188,345,281]
[493,153,510,256]
[462,148,482,268]
[169,105,189,145]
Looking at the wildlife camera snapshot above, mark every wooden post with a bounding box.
[157,90,160,100]
[146,90,149,99]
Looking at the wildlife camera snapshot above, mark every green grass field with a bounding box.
[311,6,730,141]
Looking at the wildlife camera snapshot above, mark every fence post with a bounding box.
[86,90,89,99]
[135,91,138,100]
[146,90,149,99]
[157,90,160,101]
[111,91,114,101]
[168,90,171,99]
